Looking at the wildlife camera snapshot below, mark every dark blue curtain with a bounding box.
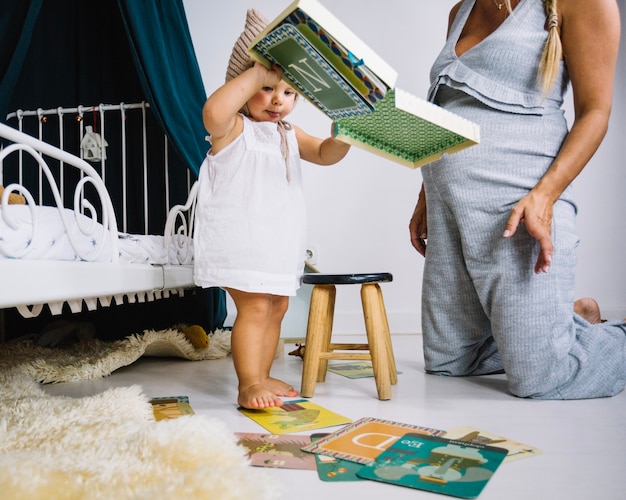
[117,0,207,176]
[0,0,43,122]
[0,0,226,332]
[1,0,207,175]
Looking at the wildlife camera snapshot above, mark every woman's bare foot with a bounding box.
[574,298,602,324]
[238,384,284,409]
[265,377,298,397]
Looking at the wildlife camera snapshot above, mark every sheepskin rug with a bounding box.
[0,373,284,499]
[0,328,232,383]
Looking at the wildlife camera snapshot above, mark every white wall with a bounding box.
[183,0,626,335]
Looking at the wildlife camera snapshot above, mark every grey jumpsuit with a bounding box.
[421,0,626,399]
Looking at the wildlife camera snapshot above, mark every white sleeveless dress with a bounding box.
[193,115,306,296]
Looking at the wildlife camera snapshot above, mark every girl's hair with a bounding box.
[503,0,562,96]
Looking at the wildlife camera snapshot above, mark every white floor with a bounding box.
[44,333,625,500]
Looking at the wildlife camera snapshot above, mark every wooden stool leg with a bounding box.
[317,285,336,382]
[301,284,334,398]
[361,283,392,400]
[375,283,397,385]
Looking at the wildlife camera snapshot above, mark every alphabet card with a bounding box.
[238,399,351,434]
[310,433,365,482]
[235,432,317,470]
[301,417,444,464]
[356,433,507,498]
[442,426,542,463]
[149,396,194,420]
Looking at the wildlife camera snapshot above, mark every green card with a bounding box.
[310,433,364,482]
[357,432,507,498]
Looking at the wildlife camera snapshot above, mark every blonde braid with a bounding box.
[539,0,563,96]
[502,0,562,97]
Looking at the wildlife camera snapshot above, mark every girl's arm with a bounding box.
[202,63,282,154]
[294,124,350,166]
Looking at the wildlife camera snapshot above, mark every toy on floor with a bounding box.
[178,324,210,349]
[0,185,26,204]
[288,343,305,359]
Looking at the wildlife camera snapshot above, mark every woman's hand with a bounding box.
[503,190,554,274]
[409,183,428,257]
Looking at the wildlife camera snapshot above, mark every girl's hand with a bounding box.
[253,62,283,87]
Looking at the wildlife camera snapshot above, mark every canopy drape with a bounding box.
[1,0,207,175]
[117,0,207,176]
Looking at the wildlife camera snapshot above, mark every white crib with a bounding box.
[0,102,199,323]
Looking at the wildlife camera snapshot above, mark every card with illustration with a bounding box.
[443,426,542,463]
[238,399,351,434]
[310,433,365,482]
[327,361,375,379]
[302,417,445,464]
[357,432,507,498]
[235,432,317,470]
[327,361,402,379]
[149,396,195,420]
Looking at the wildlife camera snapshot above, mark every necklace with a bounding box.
[494,0,505,9]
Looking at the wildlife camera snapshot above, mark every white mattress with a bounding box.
[0,205,193,265]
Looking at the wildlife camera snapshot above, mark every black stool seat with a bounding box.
[302,273,393,286]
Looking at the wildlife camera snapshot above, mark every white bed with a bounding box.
[0,104,198,321]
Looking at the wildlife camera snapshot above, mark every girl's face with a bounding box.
[247,81,297,122]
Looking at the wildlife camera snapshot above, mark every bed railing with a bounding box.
[164,180,198,265]
[0,122,120,261]
[0,120,199,321]
[0,121,198,264]
[4,102,194,235]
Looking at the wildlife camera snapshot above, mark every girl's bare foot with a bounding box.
[238,384,284,409]
[574,298,602,324]
[265,377,298,397]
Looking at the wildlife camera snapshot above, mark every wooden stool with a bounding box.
[299,273,397,400]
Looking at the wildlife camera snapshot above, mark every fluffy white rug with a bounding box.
[0,373,283,499]
[0,328,232,383]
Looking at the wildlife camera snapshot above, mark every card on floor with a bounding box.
[443,426,542,463]
[238,399,351,434]
[357,432,507,498]
[327,361,375,378]
[235,432,317,470]
[149,396,194,420]
[310,433,364,482]
[301,417,445,464]
[327,361,402,379]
